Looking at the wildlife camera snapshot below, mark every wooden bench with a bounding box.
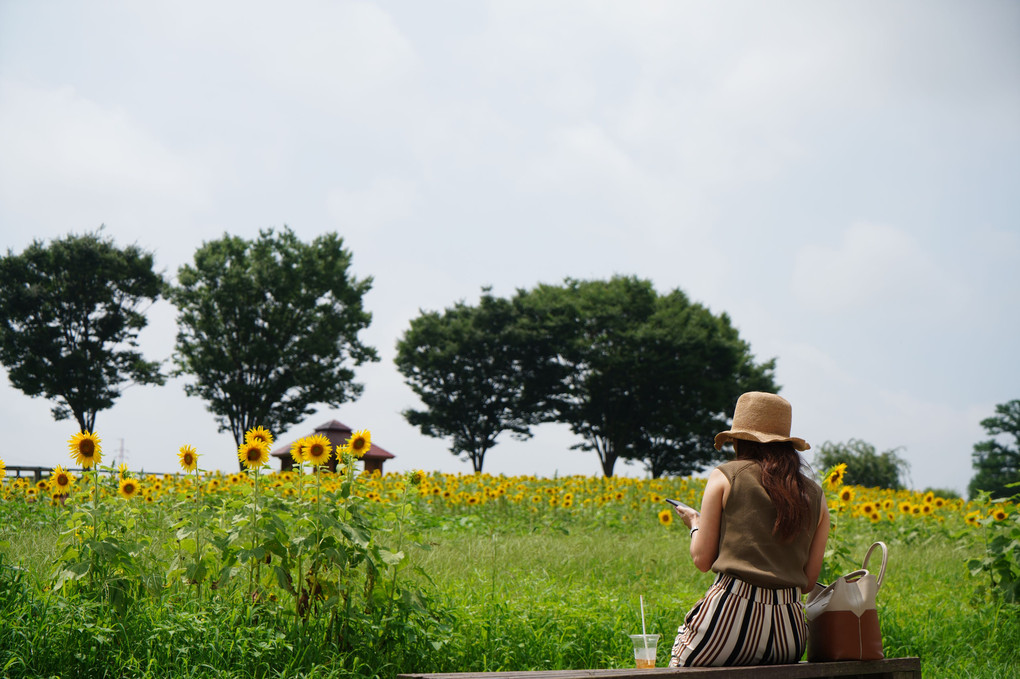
[398,657,921,679]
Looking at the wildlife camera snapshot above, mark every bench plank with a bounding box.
[397,657,921,679]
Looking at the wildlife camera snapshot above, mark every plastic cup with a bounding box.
[629,634,659,668]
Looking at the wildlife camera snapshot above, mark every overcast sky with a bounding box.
[1,1,1017,494]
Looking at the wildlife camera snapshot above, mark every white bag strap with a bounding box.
[861,541,888,589]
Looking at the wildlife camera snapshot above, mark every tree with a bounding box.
[629,290,778,478]
[170,227,378,467]
[0,229,165,432]
[968,400,1020,500]
[395,290,557,473]
[515,276,777,477]
[813,439,910,489]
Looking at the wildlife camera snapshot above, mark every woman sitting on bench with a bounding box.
[668,392,830,667]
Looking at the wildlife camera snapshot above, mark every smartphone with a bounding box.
[665,498,696,512]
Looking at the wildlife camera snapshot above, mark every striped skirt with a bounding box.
[668,573,807,667]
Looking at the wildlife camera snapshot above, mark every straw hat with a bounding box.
[713,392,809,451]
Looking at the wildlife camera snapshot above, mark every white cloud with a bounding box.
[770,341,984,495]
[791,222,957,314]
[869,388,988,494]
[0,0,1015,494]
[144,0,419,116]
[0,79,216,233]
[326,177,420,234]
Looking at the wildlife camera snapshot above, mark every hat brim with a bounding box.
[714,430,810,452]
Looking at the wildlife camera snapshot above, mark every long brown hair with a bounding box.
[734,439,811,541]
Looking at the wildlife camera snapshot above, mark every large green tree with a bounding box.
[395,290,558,473]
[170,227,378,466]
[968,400,1020,500]
[0,229,165,432]
[813,439,910,489]
[516,276,777,477]
[628,289,778,478]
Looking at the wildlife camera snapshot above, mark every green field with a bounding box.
[1,469,1018,678]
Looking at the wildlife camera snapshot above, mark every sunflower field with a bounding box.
[0,433,1018,678]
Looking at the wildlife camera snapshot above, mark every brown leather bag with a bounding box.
[805,541,888,662]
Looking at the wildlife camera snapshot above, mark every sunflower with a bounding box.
[409,469,426,486]
[51,465,74,494]
[68,431,102,469]
[991,508,1008,521]
[245,426,275,448]
[0,457,6,480]
[118,477,140,499]
[302,435,333,467]
[118,463,129,478]
[237,440,270,470]
[838,487,855,503]
[289,437,307,465]
[347,429,371,459]
[178,444,199,473]
[824,463,848,490]
[658,509,673,526]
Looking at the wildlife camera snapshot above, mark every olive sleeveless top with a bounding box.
[711,460,823,590]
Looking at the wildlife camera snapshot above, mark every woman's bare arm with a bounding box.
[802,500,830,594]
[677,468,728,573]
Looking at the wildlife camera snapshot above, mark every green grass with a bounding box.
[404,513,1020,677]
[1,491,1018,678]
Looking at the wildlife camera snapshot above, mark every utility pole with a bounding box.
[117,438,129,468]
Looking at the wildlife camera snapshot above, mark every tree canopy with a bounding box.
[0,229,165,432]
[395,290,557,472]
[169,227,377,466]
[515,276,778,477]
[968,399,1020,500]
[813,439,910,489]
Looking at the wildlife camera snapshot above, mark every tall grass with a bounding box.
[404,514,1019,677]
[1,471,1017,678]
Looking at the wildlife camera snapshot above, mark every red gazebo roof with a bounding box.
[271,419,395,461]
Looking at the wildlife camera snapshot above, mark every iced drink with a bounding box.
[629,634,659,668]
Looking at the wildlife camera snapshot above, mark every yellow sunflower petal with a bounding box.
[244,426,275,448]
[68,431,102,469]
[237,441,270,470]
[348,429,371,459]
[118,477,140,499]
[302,434,333,467]
[178,444,199,473]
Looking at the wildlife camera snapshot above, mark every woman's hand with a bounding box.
[688,469,729,572]
[673,504,700,531]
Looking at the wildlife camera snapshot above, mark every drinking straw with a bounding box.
[640,595,648,650]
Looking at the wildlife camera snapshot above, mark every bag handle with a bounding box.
[861,541,888,589]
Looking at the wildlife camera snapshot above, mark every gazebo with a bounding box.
[271,419,395,474]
